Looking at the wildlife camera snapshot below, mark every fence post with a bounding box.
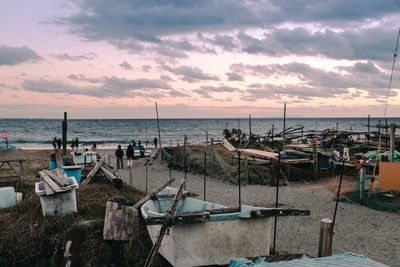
[318,218,333,257]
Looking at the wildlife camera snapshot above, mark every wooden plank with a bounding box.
[44,182,55,195]
[103,201,139,241]
[44,169,69,187]
[100,165,116,183]
[82,155,107,185]
[132,178,175,209]
[239,148,279,159]
[40,171,67,193]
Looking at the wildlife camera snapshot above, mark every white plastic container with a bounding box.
[35,176,79,216]
[0,187,22,209]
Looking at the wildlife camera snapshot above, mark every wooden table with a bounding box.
[0,158,25,185]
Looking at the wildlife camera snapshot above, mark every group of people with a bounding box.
[70,138,80,150]
[114,137,159,170]
[52,137,62,150]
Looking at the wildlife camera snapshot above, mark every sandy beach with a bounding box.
[0,148,399,266]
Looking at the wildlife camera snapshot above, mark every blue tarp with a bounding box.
[229,252,388,267]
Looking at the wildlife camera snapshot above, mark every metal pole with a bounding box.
[155,102,162,148]
[204,151,207,201]
[272,152,281,254]
[238,151,241,210]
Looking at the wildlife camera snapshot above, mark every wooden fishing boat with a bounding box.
[141,187,310,267]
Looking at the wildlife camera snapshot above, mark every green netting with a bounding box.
[347,168,400,212]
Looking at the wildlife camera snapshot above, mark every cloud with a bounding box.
[163,65,219,82]
[194,85,239,98]
[52,52,97,61]
[68,74,101,83]
[226,71,244,81]
[0,45,41,65]
[119,61,133,70]
[23,76,172,98]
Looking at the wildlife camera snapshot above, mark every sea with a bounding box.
[1,118,399,150]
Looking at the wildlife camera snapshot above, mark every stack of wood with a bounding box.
[39,169,73,195]
[81,155,123,186]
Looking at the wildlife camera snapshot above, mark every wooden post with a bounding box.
[336,122,338,132]
[283,103,286,150]
[145,158,149,193]
[237,118,240,129]
[238,151,241,210]
[204,151,207,201]
[206,130,209,146]
[318,218,333,257]
[385,118,389,150]
[155,102,162,159]
[62,112,67,155]
[313,142,318,180]
[367,114,370,149]
[390,123,396,162]
[129,165,132,185]
[248,114,252,138]
[271,124,274,149]
[211,138,214,177]
[183,135,187,190]
[272,152,281,254]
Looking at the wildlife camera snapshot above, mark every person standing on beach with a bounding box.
[74,138,79,150]
[154,137,158,148]
[115,145,124,169]
[132,139,136,147]
[126,143,134,167]
[71,139,75,150]
[57,138,62,149]
[52,137,57,150]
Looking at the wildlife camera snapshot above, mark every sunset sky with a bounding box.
[1,0,400,118]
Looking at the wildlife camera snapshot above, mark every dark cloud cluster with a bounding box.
[0,45,41,65]
[119,61,133,70]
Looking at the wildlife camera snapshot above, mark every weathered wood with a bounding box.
[103,200,139,241]
[390,123,396,162]
[40,171,67,193]
[82,155,107,185]
[318,218,333,257]
[44,169,69,187]
[43,182,55,195]
[132,178,175,209]
[100,165,117,182]
[144,179,185,267]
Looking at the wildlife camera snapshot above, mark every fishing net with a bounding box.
[345,168,400,212]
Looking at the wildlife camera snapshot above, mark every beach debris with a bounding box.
[81,155,123,187]
[0,187,22,209]
[35,171,79,216]
[103,199,139,241]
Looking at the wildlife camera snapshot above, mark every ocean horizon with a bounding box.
[1,117,399,149]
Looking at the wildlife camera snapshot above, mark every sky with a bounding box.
[1,0,400,119]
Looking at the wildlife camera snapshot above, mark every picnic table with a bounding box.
[0,158,25,185]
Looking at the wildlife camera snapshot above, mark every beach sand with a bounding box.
[1,148,399,266]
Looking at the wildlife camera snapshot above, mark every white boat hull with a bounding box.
[147,217,271,267]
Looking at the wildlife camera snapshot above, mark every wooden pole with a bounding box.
[204,151,207,201]
[183,135,187,190]
[272,152,281,254]
[332,160,346,229]
[385,118,389,150]
[336,122,338,132]
[283,103,286,150]
[367,114,370,149]
[62,112,67,155]
[271,124,274,149]
[206,130,209,146]
[155,102,162,148]
[145,158,149,193]
[211,138,214,177]
[248,114,252,138]
[313,142,318,180]
[237,118,240,129]
[238,151,241,210]
[318,218,333,257]
[129,165,132,185]
[390,123,396,162]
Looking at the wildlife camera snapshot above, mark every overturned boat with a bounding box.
[141,187,310,267]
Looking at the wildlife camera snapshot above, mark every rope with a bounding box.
[383,28,400,118]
